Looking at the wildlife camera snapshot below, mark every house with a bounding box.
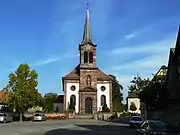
[141,65,168,119]
[127,90,141,114]
[142,27,180,122]
[153,65,168,81]
[62,7,113,114]
[53,95,64,113]
[162,26,180,123]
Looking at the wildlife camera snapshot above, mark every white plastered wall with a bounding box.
[97,83,110,111]
[65,83,79,113]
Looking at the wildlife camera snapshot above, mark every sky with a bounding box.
[0,0,180,101]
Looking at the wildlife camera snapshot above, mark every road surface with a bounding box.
[0,119,137,135]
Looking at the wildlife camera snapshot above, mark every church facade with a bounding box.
[62,8,113,114]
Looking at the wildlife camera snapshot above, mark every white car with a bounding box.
[33,113,46,122]
[0,113,13,123]
[129,116,144,128]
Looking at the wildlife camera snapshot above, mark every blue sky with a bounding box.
[0,0,180,101]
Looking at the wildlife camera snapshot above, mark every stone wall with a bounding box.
[79,91,97,114]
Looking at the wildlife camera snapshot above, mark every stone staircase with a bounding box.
[74,114,94,119]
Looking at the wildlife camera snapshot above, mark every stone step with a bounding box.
[74,114,94,119]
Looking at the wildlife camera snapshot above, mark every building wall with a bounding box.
[54,103,64,113]
[65,82,79,113]
[97,83,110,111]
[127,98,141,114]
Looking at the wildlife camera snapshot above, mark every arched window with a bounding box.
[101,95,106,106]
[84,51,88,63]
[70,95,76,107]
[86,75,91,86]
[89,51,93,63]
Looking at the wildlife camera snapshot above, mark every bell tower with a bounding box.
[79,7,97,68]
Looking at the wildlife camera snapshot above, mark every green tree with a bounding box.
[129,102,137,112]
[128,75,150,93]
[5,64,42,121]
[109,75,123,112]
[139,77,166,110]
[43,93,58,112]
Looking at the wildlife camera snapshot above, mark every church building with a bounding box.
[62,8,113,114]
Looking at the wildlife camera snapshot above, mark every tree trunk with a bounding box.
[20,113,23,122]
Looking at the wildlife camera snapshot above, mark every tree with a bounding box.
[139,76,166,110]
[43,93,58,112]
[128,75,150,93]
[109,75,123,112]
[4,64,42,121]
[130,102,137,112]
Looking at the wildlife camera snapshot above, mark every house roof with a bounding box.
[127,91,139,98]
[153,65,168,80]
[170,48,175,53]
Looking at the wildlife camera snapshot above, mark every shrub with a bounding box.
[130,102,137,112]
[102,104,110,112]
[120,112,131,117]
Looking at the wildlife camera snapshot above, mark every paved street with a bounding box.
[0,119,137,135]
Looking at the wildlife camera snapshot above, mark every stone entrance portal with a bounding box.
[85,97,92,114]
[79,90,97,114]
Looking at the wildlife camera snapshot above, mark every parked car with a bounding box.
[33,113,46,122]
[136,120,168,135]
[129,116,144,128]
[0,113,13,123]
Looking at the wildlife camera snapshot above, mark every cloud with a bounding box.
[111,37,175,55]
[125,32,138,40]
[109,38,175,74]
[31,53,78,67]
[5,53,78,72]
[105,37,176,103]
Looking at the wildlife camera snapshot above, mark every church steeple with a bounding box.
[79,4,97,68]
[81,6,93,45]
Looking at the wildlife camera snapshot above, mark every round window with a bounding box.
[70,85,76,91]
[101,86,106,91]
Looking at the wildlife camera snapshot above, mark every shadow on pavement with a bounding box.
[44,124,136,135]
[107,117,130,124]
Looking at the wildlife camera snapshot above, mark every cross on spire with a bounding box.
[86,0,89,9]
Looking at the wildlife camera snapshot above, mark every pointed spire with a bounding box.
[81,3,93,45]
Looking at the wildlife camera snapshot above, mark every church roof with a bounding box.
[62,65,80,79]
[96,69,113,81]
[62,65,112,81]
